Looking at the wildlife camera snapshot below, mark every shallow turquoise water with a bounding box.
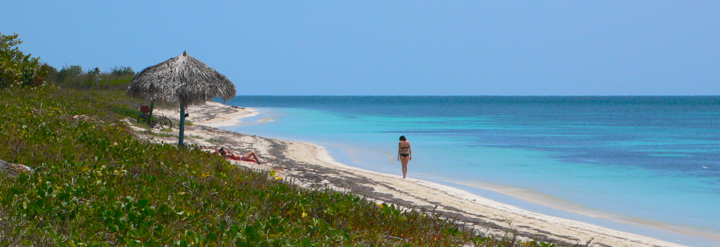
[223,96,720,246]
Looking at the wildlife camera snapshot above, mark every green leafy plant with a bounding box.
[0,81,568,246]
[111,66,135,76]
[0,33,47,88]
[0,86,475,245]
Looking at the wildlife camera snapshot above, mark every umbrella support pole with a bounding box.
[147,101,154,125]
[126,51,236,148]
[178,105,186,147]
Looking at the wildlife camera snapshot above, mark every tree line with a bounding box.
[0,32,136,90]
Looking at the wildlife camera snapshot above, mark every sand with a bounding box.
[125,101,689,247]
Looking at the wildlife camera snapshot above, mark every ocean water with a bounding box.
[222,96,720,246]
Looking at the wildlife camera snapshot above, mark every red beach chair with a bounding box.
[140,105,150,114]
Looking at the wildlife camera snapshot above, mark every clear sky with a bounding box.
[2,1,719,95]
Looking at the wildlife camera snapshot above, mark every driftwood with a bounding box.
[0,159,33,177]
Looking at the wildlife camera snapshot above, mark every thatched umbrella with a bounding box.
[127,51,236,146]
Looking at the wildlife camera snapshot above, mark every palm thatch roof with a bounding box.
[127,51,236,106]
[127,51,237,147]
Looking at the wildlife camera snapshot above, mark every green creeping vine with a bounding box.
[0,86,565,246]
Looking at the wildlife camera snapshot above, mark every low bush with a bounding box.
[0,86,482,246]
[0,86,565,246]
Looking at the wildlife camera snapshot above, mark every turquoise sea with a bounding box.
[221,96,720,246]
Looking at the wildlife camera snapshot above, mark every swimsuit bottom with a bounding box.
[400,153,410,157]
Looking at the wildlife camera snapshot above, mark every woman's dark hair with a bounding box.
[399,136,406,141]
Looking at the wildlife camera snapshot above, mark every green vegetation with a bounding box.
[0,33,46,88]
[0,33,136,91]
[1,81,569,247]
[0,33,565,246]
[0,85,481,246]
[47,64,136,91]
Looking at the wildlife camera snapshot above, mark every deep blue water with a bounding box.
[222,96,720,246]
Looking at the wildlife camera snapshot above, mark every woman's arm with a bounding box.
[408,142,412,160]
[397,142,401,161]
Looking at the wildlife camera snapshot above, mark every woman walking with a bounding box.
[398,136,412,179]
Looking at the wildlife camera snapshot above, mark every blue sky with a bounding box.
[2,1,719,95]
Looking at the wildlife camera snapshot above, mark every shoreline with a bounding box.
[129,102,692,247]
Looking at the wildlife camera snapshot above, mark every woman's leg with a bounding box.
[401,156,409,179]
[241,151,260,162]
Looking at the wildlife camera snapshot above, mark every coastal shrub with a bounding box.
[0,33,47,88]
[0,86,566,246]
[0,86,477,245]
[0,33,567,246]
[49,64,135,91]
[57,64,83,82]
[111,66,135,76]
[41,63,59,84]
[0,32,133,90]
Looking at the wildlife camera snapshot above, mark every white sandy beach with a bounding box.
[127,101,690,247]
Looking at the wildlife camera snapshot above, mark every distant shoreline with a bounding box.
[134,101,691,247]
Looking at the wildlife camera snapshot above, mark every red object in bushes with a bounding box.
[140,105,150,114]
